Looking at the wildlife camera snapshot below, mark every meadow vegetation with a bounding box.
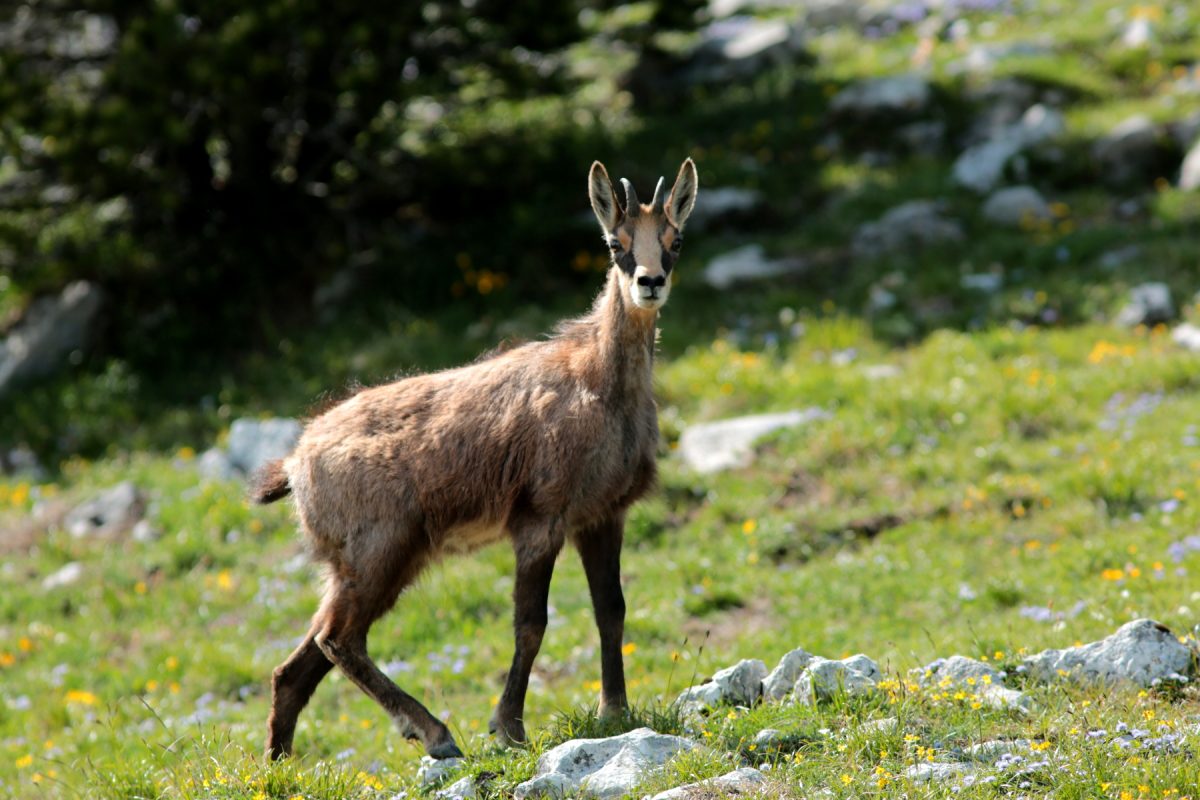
[5,0,1200,798]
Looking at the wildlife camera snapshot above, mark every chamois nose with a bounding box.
[636,275,666,289]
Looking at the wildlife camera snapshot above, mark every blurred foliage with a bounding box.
[0,0,699,373]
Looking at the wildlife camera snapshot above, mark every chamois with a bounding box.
[252,158,699,761]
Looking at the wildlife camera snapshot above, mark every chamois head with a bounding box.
[588,159,698,312]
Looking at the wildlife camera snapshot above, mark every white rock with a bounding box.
[1023,619,1193,687]
[852,200,964,260]
[1121,17,1154,48]
[687,187,763,227]
[965,739,1031,763]
[953,105,1064,193]
[916,656,1031,711]
[982,185,1052,227]
[131,519,162,543]
[647,767,768,800]
[831,74,931,118]
[687,17,806,84]
[678,409,829,474]
[677,659,767,712]
[42,562,84,590]
[64,481,144,537]
[1093,115,1160,185]
[904,762,975,783]
[858,717,899,735]
[197,447,236,481]
[227,417,302,476]
[435,776,477,800]
[752,728,784,748]
[514,728,696,799]
[1180,140,1200,190]
[1116,282,1174,327]
[960,273,1003,293]
[702,244,807,289]
[0,280,104,400]
[713,659,767,705]
[762,647,816,702]
[418,756,464,788]
[794,655,880,703]
[1172,322,1200,351]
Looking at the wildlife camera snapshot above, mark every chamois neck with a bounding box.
[589,269,657,396]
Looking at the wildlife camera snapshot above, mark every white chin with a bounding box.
[630,290,667,310]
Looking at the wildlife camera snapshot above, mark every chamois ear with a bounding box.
[588,161,623,232]
[665,158,699,229]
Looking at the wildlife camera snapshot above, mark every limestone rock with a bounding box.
[688,187,763,228]
[1023,619,1193,687]
[42,562,84,590]
[703,244,807,289]
[435,776,477,800]
[513,727,696,799]
[794,655,880,702]
[1115,282,1174,327]
[677,659,767,711]
[831,74,931,119]
[917,656,1031,712]
[64,481,144,537]
[852,200,964,259]
[981,185,1051,227]
[418,756,464,788]
[1172,322,1200,351]
[1093,115,1161,186]
[1180,139,1200,190]
[686,17,806,84]
[678,409,829,474]
[904,762,975,783]
[647,767,768,800]
[0,281,104,400]
[965,739,1031,763]
[762,647,816,702]
[953,105,1064,193]
[227,417,302,476]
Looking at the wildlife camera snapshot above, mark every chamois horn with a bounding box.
[620,178,639,217]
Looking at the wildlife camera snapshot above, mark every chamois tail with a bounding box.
[249,459,292,504]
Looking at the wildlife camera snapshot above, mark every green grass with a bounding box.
[7,0,1200,797]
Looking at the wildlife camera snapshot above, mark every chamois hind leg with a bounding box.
[490,521,563,747]
[266,617,334,759]
[575,515,628,718]
[315,566,462,759]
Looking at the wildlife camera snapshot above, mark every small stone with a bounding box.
[965,739,1031,763]
[1172,323,1200,351]
[1093,115,1162,186]
[752,728,784,748]
[960,273,1004,293]
[703,244,807,289]
[647,767,768,800]
[858,717,898,735]
[981,185,1052,227]
[64,481,144,537]
[418,756,464,788]
[0,280,104,401]
[794,655,880,703]
[514,727,696,799]
[712,659,767,705]
[131,519,162,543]
[953,105,1064,193]
[678,409,829,474]
[227,417,302,476]
[687,186,763,227]
[435,776,477,800]
[1179,139,1200,191]
[762,647,816,702]
[197,448,236,481]
[1116,282,1174,327]
[42,562,84,590]
[831,74,931,119]
[904,762,975,783]
[1023,619,1193,687]
[852,200,964,259]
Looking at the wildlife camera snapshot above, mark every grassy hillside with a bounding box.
[6,0,1200,798]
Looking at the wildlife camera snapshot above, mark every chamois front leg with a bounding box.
[490,526,561,746]
[576,516,628,718]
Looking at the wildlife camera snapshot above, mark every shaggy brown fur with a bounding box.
[255,159,698,761]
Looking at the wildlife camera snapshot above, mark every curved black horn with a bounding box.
[620,178,640,217]
[650,176,666,211]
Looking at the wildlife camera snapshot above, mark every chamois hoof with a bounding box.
[427,739,464,760]
[488,716,527,748]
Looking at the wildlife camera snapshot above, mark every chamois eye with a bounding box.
[670,238,682,253]
[608,238,621,252]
